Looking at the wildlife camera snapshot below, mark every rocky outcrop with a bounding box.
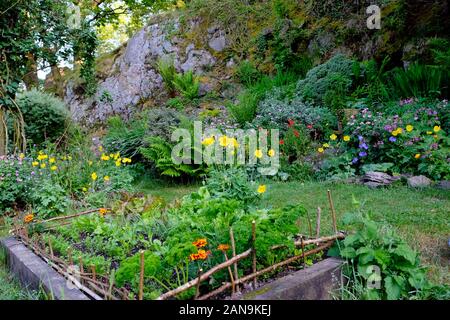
[64,18,222,126]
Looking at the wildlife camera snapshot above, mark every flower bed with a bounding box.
[12,187,344,300]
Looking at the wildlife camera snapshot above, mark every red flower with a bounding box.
[293,130,300,137]
[279,139,285,145]
[307,124,313,129]
[287,119,294,127]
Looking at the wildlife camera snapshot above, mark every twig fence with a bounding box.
[10,190,345,300]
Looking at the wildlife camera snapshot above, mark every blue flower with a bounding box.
[358,135,364,141]
[359,143,369,150]
[389,136,397,142]
[359,151,367,157]
[352,157,359,164]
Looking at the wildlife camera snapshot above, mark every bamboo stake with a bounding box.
[315,207,321,238]
[300,237,306,268]
[198,242,332,300]
[139,250,145,300]
[91,265,96,282]
[68,247,73,266]
[305,210,313,238]
[38,208,101,224]
[251,220,257,290]
[223,252,235,294]
[156,248,252,300]
[327,190,338,234]
[229,227,239,293]
[79,257,84,285]
[195,268,203,299]
[271,233,345,250]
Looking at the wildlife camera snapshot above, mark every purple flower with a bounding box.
[359,143,369,150]
[389,136,397,142]
[358,135,364,141]
[352,157,359,164]
[359,151,367,157]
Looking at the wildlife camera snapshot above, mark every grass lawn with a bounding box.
[139,180,450,285]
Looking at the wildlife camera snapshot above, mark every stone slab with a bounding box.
[241,258,343,300]
[0,236,90,300]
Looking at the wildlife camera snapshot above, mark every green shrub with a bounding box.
[296,54,355,106]
[205,167,258,206]
[0,155,33,213]
[235,60,262,87]
[30,179,70,219]
[16,89,70,145]
[253,87,337,135]
[145,107,185,142]
[331,211,449,300]
[229,72,298,126]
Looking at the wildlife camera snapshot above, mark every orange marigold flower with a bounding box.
[190,250,211,261]
[99,208,108,217]
[24,214,34,223]
[217,244,230,252]
[192,238,207,248]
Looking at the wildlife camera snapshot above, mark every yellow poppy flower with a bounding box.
[82,187,87,192]
[231,138,239,148]
[330,134,337,141]
[32,161,39,167]
[219,136,229,147]
[115,160,121,167]
[37,154,48,161]
[91,172,98,181]
[101,154,110,161]
[201,136,215,146]
[50,165,58,171]
[391,130,399,137]
[257,185,266,194]
[414,154,421,159]
[433,125,441,133]
[49,157,56,164]
[40,163,46,169]
[323,143,330,148]
[254,149,263,158]
[426,131,432,135]
[268,149,275,157]
[104,176,110,181]
[98,146,103,152]
[396,128,403,134]
[318,147,324,153]
[19,153,25,160]
[343,135,350,142]
[406,125,414,132]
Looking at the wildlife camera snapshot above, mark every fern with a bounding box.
[157,57,177,94]
[140,136,207,179]
[173,71,200,100]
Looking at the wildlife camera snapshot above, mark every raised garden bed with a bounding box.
[3,188,346,300]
